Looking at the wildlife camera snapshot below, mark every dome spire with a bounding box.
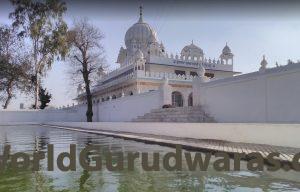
[138,5,143,23]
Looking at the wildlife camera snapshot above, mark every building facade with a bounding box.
[77,7,239,107]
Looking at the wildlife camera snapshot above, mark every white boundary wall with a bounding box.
[95,90,162,122]
[0,90,162,123]
[0,105,86,123]
[193,63,300,123]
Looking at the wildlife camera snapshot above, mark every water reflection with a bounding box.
[0,125,300,192]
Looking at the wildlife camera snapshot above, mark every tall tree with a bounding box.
[0,25,32,109]
[68,19,106,122]
[9,0,69,109]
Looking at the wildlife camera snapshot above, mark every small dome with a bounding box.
[181,41,204,57]
[222,43,232,55]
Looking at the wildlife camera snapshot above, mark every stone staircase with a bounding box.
[132,106,215,123]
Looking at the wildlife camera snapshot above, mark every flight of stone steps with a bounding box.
[132,106,215,123]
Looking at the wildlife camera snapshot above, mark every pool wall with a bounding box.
[44,122,300,148]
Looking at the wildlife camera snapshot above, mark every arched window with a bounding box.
[172,91,183,107]
[188,93,193,107]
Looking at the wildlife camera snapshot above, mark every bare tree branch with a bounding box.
[67,18,106,122]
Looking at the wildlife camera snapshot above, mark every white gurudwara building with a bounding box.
[77,6,239,107]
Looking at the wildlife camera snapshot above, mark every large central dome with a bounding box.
[117,6,165,66]
[124,7,158,51]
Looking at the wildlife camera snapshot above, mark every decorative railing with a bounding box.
[90,70,197,94]
[92,72,135,92]
[149,55,233,71]
[99,64,133,83]
[164,52,228,65]
[139,71,197,81]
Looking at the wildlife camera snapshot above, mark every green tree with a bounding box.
[0,25,32,109]
[39,86,52,109]
[9,0,69,109]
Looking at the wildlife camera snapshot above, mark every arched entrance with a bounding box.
[188,93,193,107]
[172,91,183,107]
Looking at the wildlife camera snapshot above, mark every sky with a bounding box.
[1,0,300,109]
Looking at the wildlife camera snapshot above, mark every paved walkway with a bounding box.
[42,124,299,165]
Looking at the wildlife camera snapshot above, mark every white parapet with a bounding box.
[140,71,197,81]
[149,55,233,71]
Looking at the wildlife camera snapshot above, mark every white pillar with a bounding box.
[160,78,172,106]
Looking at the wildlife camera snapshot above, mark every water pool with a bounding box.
[0,125,300,192]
